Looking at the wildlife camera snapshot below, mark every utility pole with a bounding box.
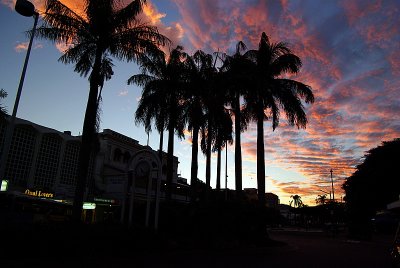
[330,169,335,202]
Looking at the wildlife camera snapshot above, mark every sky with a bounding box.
[0,0,399,205]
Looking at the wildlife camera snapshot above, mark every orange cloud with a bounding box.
[11,0,184,53]
[14,41,43,52]
[14,42,29,52]
[139,1,184,48]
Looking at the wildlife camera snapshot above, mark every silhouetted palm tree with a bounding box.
[316,194,327,205]
[244,32,314,206]
[184,50,218,201]
[202,63,234,193]
[128,52,168,159]
[35,0,168,221]
[196,55,222,196]
[290,194,303,208]
[212,102,233,191]
[220,41,253,198]
[129,46,188,201]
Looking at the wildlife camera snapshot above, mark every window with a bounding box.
[4,126,36,187]
[59,141,80,185]
[113,148,122,162]
[34,134,62,189]
[123,151,131,163]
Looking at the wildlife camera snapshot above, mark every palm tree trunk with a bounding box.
[216,147,221,191]
[72,49,102,223]
[205,128,212,189]
[190,126,199,202]
[257,108,266,207]
[166,122,174,201]
[234,95,243,197]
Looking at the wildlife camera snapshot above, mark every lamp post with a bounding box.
[0,0,39,181]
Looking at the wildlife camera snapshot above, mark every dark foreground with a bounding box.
[1,226,394,268]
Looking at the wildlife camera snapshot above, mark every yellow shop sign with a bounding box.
[24,189,54,198]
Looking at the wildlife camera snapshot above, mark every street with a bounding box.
[2,229,394,268]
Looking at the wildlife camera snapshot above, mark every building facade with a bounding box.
[0,116,187,215]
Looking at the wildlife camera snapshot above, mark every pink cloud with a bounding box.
[14,41,43,52]
[9,0,184,53]
[14,42,29,52]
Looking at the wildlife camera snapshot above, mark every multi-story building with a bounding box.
[0,116,188,223]
[0,117,81,197]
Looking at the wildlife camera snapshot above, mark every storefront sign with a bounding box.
[24,189,54,198]
[83,202,96,209]
[1,180,8,192]
[94,197,116,204]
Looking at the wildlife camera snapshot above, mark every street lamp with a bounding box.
[13,0,39,118]
[0,0,39,181]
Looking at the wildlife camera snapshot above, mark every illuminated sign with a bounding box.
[1,180,8,192]
[83,202,96,209]
[93,197,116,204]
[24,189,54,198]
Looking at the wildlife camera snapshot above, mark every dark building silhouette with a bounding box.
[0,116,188,223]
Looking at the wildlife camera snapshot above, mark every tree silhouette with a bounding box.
[129,52,169,160]
[290,194,303,208]
[244,32,314,207]
[129,46,188,201]
[35,0,168,221]
[211,91,233,192]
[219,41,254,198]
[343,138,400,219]
[316,194,327,205]
[185,50,214,201]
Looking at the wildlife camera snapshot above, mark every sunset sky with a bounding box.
[0,0,399,205]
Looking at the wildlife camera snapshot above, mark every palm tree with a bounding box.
[244,32,314,207]
[195,53,221,197]
[35,0,168,221]
[202,65,233,193]
[128,52,168,160]
[129,46,188,201]
[220,41,253,198]
[316,194,327,205]
[212,103,233,191]
[290,194,303,208]
[184,50,213,201]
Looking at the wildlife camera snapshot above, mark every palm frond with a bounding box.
[271,54,302,76]
[114,0,146,28]
[278,79,315,104]
[127,73,153,87]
